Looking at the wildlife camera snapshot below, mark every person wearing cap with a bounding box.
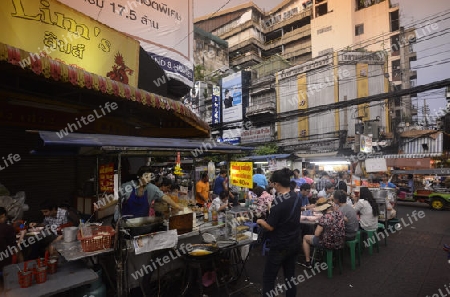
[300,197,345,268]
[333,190,359,241]
[257,168,301,297]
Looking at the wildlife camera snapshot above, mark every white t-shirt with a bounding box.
[354,199,378,231]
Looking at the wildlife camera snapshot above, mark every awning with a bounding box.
[0,43,209,136]
[295,151,338,160]
[34,131,254,155]
[383,153,442,158]
[385,158,431,169]
[239,153,293,161]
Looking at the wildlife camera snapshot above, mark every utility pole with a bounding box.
[422,98,430,128]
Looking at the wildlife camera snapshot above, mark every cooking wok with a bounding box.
[186,244,219,258]
[122,216,165,239]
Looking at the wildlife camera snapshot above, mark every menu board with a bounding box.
[99,163,115,193]
[230,162,253,188]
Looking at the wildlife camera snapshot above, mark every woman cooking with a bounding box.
[114,166,180,220]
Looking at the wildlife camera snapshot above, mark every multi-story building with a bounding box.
[194,0,313,71]
[310,0,418,122]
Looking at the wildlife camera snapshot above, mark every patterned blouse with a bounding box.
[251,191,273,219]
[318,210,345,249]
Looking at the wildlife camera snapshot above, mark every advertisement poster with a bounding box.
[212,85,221,124]
[221,72,243,123]
[230,162,253,188]
[360,134,373,153]
[99,163,115,193]
[57,0,194,87]
[1,0,139,86]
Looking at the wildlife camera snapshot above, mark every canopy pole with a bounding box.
[116,152,126,297]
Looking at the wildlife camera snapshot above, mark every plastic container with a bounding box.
[63,227,79,243]
[17,271,32,288]
[34,266,47,284]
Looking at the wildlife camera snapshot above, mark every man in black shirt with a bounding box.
[257,168,301,297]
[223,89,233,108]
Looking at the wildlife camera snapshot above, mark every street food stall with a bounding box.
[391,168,450,210]
[27,131,255,296]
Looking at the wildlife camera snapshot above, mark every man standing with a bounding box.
[213,169,235,201]
[196,173,210,207]
[291,169,306,187]
[257,168,301,297]
[253,168,268,189]
[316,172,331,192]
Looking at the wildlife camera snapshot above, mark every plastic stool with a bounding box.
[324,248,343,278]
[377,223,387,246]
[262,239,270,256]
[362,230,379,255]
[345,231,361,270]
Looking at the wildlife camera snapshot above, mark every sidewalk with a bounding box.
[228,204,450,297]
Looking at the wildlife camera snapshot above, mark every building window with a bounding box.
[355,24,364,36]
[409,43,414,53]
[390,34,400,56]
[315,3,328,17]
[391,59,401,81]
[410,79,416,87]
[390,10,399,32]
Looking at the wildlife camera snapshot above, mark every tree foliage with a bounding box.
[254,143,279,155]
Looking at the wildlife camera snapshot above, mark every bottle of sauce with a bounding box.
[212,209,218,226]
[203,205,209,222]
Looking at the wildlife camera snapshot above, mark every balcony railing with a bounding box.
[230,51,262,67]
[246,101,276,116]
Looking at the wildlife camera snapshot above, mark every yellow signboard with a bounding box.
[0,0,139,87]
[297,73,309,138]
[357,63,369,121]
[230,162,253,188]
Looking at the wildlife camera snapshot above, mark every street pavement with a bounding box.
[226,202,450,297]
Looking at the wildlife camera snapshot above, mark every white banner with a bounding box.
[241,126,271,144]
[57,0,194,87]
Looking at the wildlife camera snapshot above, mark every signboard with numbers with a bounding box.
[230,162,253,188]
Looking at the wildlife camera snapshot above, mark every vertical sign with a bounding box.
[212,85,221,124]
[229,162,253,188]
[297,73,309,137]
[221,72,243,123]
[99,163,115,193]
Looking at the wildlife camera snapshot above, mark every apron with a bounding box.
[122,187,149,218]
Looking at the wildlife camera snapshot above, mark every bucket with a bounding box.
[63,227,78,243]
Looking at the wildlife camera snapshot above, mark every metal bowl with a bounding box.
[187,244,219,257]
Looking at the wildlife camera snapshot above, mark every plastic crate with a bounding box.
[77,226,115,252]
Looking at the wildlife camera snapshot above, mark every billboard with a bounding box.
[212,85,221,124]
[1,0,139,86]
[57,0,194,87]
[221,72,243,123]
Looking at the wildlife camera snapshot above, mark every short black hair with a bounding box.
[337,181,347,191]
[293,169,300,174]
[161,178,172,187]
[39,199,58,211]
[219,190,229,200]
[220,169,227,175]
[256,168,263,174]
[290,180,297,191]
[253,186,265,197]
[201,173,208,179]
[271,168,293,188]
[300,183,311,191]
[325,183,334,190]
[0,207,6,216]
[303,170,309,176]
[333,190,347,204]
[137,166,153,178]
[170,183,180,191]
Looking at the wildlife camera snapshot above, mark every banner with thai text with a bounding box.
[57,0,194,87]
[230,162,253,188]
[1,0,139,87]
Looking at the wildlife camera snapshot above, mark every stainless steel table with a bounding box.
[52,240,113,262]
[2,260,98,297]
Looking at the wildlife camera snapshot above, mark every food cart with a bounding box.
[350,157,398,228]
[391,168,450,210]
[31,131,255,296]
